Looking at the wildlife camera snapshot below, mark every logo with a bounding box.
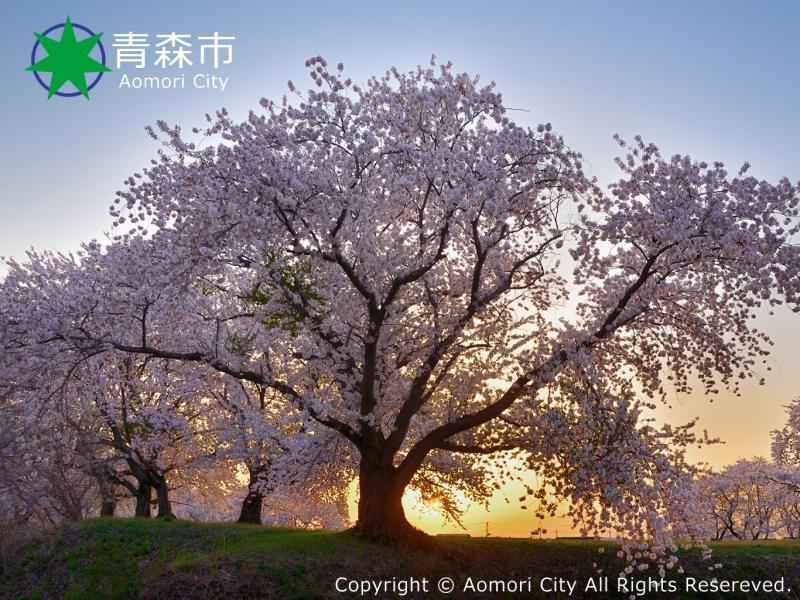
[26,16,111,100]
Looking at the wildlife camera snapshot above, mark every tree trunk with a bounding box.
[135,482,152,518]
[353,458,427,546]
[237,466,265,524]
[154,476,174,518]
[238,491,264,524]
[100,500,116,517]
[98,481,116,517]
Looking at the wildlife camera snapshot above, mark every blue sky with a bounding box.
[2,0,799,482]
[3,0,799,262]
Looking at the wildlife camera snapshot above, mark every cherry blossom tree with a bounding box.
[698,458,800,540]
[83,354,215,518]
[772,396,800,469]
[0,401,98,529]
[0,265,103,528]
[0,329,119,528]
[208,377,354,524]
[771,396,800,536]
[775,481,800,539]
[3,57,799,562]
[0,245,355,526]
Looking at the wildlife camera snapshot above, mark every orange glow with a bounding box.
[345,305,799,539]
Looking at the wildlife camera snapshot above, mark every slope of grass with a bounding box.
[0,518,798,599]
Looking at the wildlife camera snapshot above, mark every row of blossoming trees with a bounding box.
[1,57,800,568]
[699,458,800,541]
[698,397,800,540]
[0,314,355,530]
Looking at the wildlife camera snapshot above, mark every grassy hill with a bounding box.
[1,518,798,599]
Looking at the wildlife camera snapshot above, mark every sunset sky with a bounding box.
[3,0,799,537]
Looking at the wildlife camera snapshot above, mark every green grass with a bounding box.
[1,518,798,599]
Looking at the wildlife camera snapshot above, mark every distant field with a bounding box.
[1,518,798,599]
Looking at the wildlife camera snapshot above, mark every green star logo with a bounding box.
[26,17,111,100]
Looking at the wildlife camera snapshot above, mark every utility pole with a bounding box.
[485,521,491,537]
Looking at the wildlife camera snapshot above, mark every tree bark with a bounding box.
[135,482,152,518]
[98,480,117,517]
[353,456,428,546]
[153,475,174,518]
[100,500,116,517]
[237,466,265,524]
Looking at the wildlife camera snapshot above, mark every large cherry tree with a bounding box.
[6,58,799,558]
